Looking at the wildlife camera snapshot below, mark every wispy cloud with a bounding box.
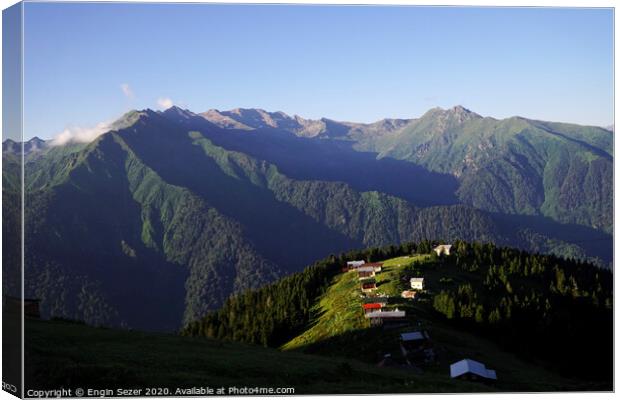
[120,83,134,99]
[50,121,112,146]
[157,97,173,109]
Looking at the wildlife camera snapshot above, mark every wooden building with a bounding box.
[364,262,383,272]
[3,296,41,318]
[357,266,376,280]
[400,331,430,352]
[362,303,383,314]
[361,280,377,293]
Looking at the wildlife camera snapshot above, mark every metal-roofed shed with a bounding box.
[450,359,497,381]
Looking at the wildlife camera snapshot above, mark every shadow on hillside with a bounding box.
[286,326,392,363]
[23,134,188,332]
[532,122,613,161]
[493,212,613,266]
[282,312,612,392]
[116,116,359,274]
[188,121,460,207]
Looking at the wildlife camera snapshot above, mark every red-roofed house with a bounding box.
[4,296,41,318]
[362,303,383,314]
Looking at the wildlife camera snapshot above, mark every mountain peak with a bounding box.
[161,105,196,119]
[200,109,254,130]
[2,135,49,155]
[450,105,473,114]
[202,107,306,133]
[421,105,482,124]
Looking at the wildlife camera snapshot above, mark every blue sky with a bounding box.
[21,3,613,140]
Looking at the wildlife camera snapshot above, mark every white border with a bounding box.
[0,2,617,400]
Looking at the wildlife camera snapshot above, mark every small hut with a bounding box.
[3,296,41,318]
[450,359,497,381]
[433,244,452,256]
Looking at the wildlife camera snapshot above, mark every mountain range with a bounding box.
[201,105,613,232]
[2,105,613,331]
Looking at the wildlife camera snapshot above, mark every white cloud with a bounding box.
[157,97,173,109]
[120,83,134,98]
[50,121,112,146]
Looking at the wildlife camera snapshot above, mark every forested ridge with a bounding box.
[428,241,612,379]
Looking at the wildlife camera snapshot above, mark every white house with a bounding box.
[433,244,452,256]
[365,309,406,326]
[450,359,497,381]
[347,260,366,268]
[365,309,406,319]
[365,309,406,325]
[410,277,424,290]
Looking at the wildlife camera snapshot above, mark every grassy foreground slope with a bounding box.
[24,319,486,394]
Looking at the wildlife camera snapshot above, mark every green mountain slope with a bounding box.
[161,107,611,264]
[21,122,283,330]
[202,105,612,233]
[361,107,613,232]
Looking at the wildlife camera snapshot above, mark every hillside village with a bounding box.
[183,238,611,391]
[343,244,497,383]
